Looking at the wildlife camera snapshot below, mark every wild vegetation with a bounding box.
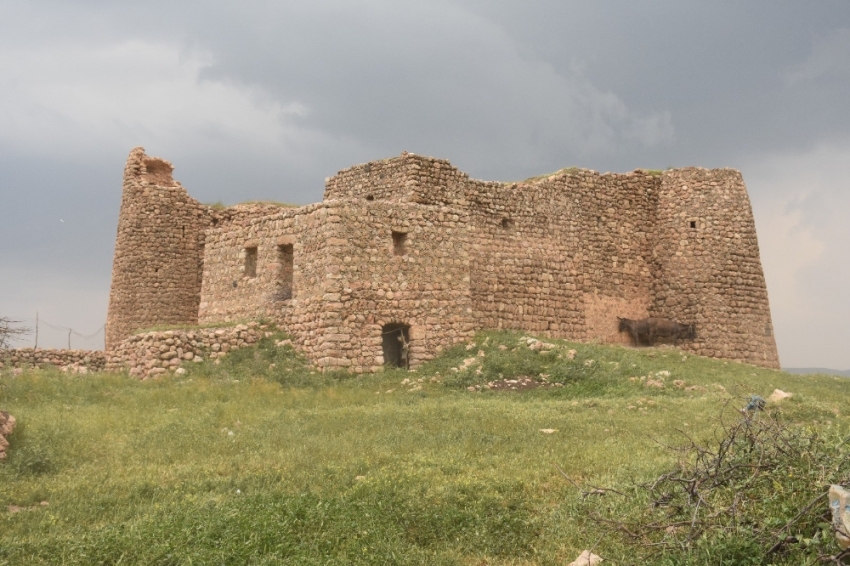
[1,331,848,565]
[0,317,29,350]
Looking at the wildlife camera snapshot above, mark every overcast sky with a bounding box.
[1,1,849,368]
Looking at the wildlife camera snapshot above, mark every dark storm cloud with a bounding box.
[1,0,849,365]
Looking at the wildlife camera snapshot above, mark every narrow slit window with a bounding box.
[392,231,407,256]
[277,244,294,300]
[244,246,258,278]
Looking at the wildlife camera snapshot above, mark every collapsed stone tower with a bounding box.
[105,148,780,369]
[105,148,211,350]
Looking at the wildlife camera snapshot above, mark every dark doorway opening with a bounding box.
[381,323,411,369]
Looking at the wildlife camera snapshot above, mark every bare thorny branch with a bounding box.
[0,316,29,350]
[556,404,850,563]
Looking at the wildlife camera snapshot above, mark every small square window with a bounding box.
[244,246,258,277]
[689,221,697,229]
[392,231,408,256]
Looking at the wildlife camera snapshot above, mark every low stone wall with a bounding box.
[0,349,106,373]
[105,323,268,378]
[0,324,270,379]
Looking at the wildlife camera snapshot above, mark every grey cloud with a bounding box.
[784,27,850,85]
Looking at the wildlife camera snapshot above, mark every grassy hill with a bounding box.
[1,331,848,565]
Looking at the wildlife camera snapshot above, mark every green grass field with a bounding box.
[1,332,848,565]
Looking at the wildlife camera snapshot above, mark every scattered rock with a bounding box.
[568,550,603,566]
[673,380,686,389]
[539,429,558,434]
[483,377,559,391]
[828,485,850,550]
[644,379,664,388]
[0,411,16,460]
[768,389,792,403]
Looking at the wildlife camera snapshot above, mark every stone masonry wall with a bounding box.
[0,327,267,380]
[323,157,658,346]
[464,170,658,345]
[323,152,468,207]
[652,168,780,367]
[320,155,779,367]
[105,323,266,378]
[198,204,316,324]
[0,349,107,372]
[198,200,474,372]
[307,201,474,372]
[105,148,212,349]
[107,148,780,371]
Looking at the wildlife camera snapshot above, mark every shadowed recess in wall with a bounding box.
[382,323,410,369]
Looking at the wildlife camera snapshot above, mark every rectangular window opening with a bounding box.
[392,231,408,256]
[689,220,697,229]
[244,246,258,278]
[277,244,294,300]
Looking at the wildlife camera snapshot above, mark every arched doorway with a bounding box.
[381,323,411,369]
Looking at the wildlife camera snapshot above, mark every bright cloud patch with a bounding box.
[0,40,308,161]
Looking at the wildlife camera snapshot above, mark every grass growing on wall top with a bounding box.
[1,331,849,565]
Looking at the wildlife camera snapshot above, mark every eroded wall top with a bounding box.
[105,148,212,349]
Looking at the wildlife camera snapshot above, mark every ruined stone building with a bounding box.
[105,147,780,372]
